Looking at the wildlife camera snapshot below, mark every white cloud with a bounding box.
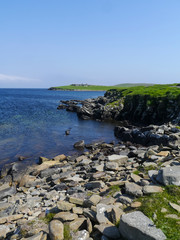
[0,73,39,83]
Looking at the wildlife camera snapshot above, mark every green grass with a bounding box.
[64,224,72,240]
[49,84,115,91]
[107,84,180,99]
[137,185,180,240]
[107,185,121,197]
[41,212,56,224]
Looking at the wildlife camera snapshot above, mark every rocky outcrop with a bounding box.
[57,89,180,125]
[114,124,180,147]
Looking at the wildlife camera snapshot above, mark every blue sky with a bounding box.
[0,0,180,88]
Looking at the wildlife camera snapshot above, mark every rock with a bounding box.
[19,175,37,187]
[157,166,180,186]
[74,140,85,149]
[49,220,64,240]
[143,185,163,194]
[85,181,105,190]
[0,225,11,239]
[119,211,166,240]
[88,194,102,206]
[107,155,128,166]
[54,212,78,222]
[72,207,83,214]
[0,186,16,200]
[22,231,44,240]
[131,201,142,208]
[69,218,86,231]
[95,224,121,239]
[69,196,84,206]
[125,182,143,197]
[72,230,89,240]
[96,203,113,224]
[130,173,142,183]
[57,201,75,211]
[53,154,66,161]
[165,214,180,220]
[0,214,23,224]
[169,202,180,212]
[105,162,119,171]
[39,156,50,164]
[111,207,124,224]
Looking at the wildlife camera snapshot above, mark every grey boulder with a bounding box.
[119,211,166,240]
[156,166,180,186]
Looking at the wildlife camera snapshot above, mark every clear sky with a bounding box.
[0,0,180,88]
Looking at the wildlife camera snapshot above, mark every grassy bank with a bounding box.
[49,83,155,91]
[107,84,180,99]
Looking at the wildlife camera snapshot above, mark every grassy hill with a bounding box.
[49,83,155,91]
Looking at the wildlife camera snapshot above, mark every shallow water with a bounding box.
[0,89,117,167]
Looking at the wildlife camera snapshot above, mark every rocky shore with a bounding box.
[0,122,180,239]
[57,89,180,125]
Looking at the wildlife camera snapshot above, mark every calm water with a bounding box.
[0,89,117,167]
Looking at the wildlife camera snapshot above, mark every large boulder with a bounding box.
[49,220,64,240]
[119,211,166,240]
[156,166,180,186]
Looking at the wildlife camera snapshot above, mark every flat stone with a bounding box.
[69,197,84,206]
[118,195,133,205]
[96,204,114,224]
[143,185,163,194]
[157,151,170,157]
[0,225,11,239]
[169,202,180,212]
[125,182,143,197]
[165,214,180,220]
[49,220,64,240]
[54,212,78,222]
[72,207,83,214]
[130,173,142,183]
[85,181,105,190]
[53,154,66,161]
[69,218,86,231]
[107,155,128,166]
[92,171,106,179]
[131,201,142,208]
[119,211,166,240]
[0,186,16,200]
[106,162,119,171]
[93,164,104,172]
[111,207,124,224]
[0,214,23,224]
[72,230,89,240]
[22,231,44,240]
[88,194,102,205]
[95,224,121,239]
[157,166,180,186]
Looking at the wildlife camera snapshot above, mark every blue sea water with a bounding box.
[0,89,117,167]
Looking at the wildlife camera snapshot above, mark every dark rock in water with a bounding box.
[18,156,27,161]
[74,140,85,149]
[65,130,70,135]
[0,187,16,200]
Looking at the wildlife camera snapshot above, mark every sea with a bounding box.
[0,89,117,168]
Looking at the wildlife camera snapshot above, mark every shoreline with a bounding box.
[0,123,180,239]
